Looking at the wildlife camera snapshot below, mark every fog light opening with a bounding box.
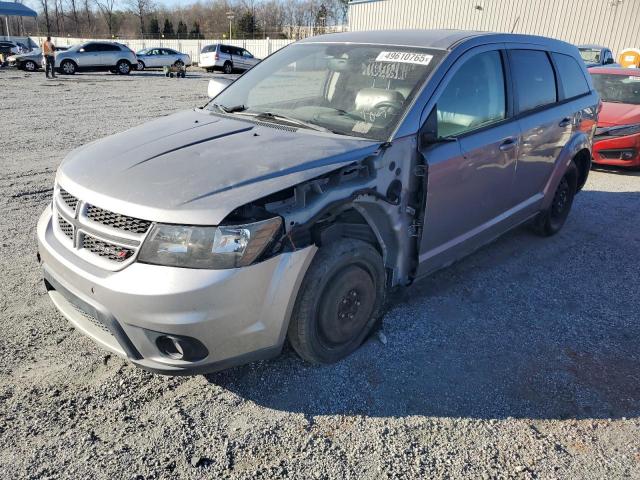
[156,335,185,360]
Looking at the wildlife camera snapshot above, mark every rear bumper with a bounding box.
[37,207,316,375]
[592,132,640,167]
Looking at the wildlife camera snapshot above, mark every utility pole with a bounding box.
[226,11,234,40]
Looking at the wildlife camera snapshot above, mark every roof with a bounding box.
[588,67,640,76]
[299,29,574,52]
[0,1,37,17]
[299,29,488,50]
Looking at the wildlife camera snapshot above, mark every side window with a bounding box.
[510,49,557,112]
[201,45,211,53]
[220,45,230,54]
[436,50,506,138]
[551,53,590,99]
[243,50,253,58]
[102,44,120,52]
[83,43,99,52]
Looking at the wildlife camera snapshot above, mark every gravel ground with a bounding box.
[1,68,639,480]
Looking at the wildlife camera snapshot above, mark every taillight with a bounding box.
[215,54,219,60]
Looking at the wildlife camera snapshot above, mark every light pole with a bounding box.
[226,11,234,40]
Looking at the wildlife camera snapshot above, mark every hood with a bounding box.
[597,102,640,127]
[57,109,380,225]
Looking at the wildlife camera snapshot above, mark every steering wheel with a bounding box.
[370,100,403,120]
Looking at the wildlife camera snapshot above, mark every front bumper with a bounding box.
[592,132,640,167]
[37,207,316,374]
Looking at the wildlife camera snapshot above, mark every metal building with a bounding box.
[348,0,640,57]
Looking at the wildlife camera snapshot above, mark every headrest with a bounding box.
[354,88,404,111]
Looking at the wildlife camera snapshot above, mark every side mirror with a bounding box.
[207,77,234,98]
[605,57,614,65]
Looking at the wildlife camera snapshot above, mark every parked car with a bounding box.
[578,44,616,67]
[200,43,259,73]
[7,46,67,71]
[589,67,640,167]
[136,48,191,70]
[55,41,137,75]
[38,30,597,375]
[0,40,22,58]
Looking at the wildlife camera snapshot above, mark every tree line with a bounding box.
[8,0,349,40]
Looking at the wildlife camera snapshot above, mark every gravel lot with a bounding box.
[1,68,639,480]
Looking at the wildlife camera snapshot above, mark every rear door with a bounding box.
[99,43,121,67]
[507,48,569,206]
[418,46,519,273]
[162,49,178,66]
[241,49,259,68]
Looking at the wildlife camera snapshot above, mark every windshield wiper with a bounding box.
[211,103,247,113]
[250,111,331,133]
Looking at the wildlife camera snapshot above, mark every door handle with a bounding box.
[499,137,518,152]
[559,117,572,127]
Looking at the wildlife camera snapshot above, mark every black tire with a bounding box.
[532,161,578,236]
[205,67,213,73]
[174,60,184,68]
[137,60,145,71]
[60,59,76,75]
[23,60,37,72]
[116,60,131,75]
[288,238,386,364]
[223,61,233,74]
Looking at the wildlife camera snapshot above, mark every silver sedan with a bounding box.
[136,48,191,70]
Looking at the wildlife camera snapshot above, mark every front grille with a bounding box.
[59,189,79,211]
[87,205,151,234]
[82,235,134,262]
[57,215,74,239]
[69,303,111,334]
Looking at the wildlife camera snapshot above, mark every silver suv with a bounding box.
[55,41,137,75]
[38,30,597,375]
[200,43,260,73]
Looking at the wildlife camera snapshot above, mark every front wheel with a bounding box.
[60,60,76,75]
[116,60,131,75]
[288,238,386,364]
[532,161,578,236]
[137,60,145,71]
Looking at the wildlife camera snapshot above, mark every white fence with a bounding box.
[40,37,296,64]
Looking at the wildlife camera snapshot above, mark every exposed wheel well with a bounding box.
[573,148,591,191]
[312,209,382,257]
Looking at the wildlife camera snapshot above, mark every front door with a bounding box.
[78,43,101,67]
[418,48,519,275]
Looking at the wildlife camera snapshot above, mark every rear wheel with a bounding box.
[288,239,386,364]
[532,161,578,236]
[23,60,37,72]
[116,60,131,75]
[174,60,184,68]
[60,60,76,75]
[223,61,233,74]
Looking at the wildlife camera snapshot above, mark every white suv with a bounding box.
[200,43,260,74]
[55,41,138,75]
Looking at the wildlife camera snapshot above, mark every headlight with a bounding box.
[138,217,282,269]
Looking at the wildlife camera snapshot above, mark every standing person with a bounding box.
[42,36,56,78]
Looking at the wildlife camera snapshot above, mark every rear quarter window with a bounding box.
[552,53,590,99]
[509,49,557,112]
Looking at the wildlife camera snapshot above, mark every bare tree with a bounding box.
[39,0,52,34]
[83,0,93,35]
[95,0,118,37]
[126,0,152,37]
[67,0,81,36]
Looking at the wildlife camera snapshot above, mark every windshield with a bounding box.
[579,48,601,64]
[591,73,640,105]
[208,43,443,140]
[137,48,149,55]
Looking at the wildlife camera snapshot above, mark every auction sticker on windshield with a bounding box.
[375,51,433,65]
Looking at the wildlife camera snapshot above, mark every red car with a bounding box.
[589,67,640,168]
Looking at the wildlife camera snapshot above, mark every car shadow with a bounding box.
[206,190,640,420]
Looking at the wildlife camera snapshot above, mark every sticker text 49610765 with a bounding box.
[375,51,433,66]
